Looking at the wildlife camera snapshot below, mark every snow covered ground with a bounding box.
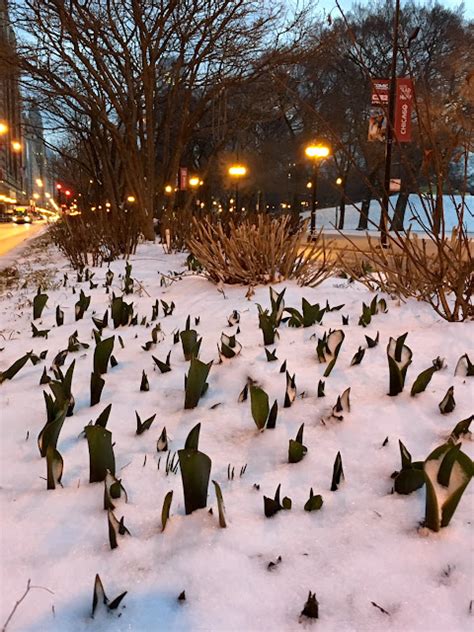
[305,194,474,235]
[0,238,472,631]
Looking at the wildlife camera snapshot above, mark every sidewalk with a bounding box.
[316,228,473,260]
[0,222,47,270]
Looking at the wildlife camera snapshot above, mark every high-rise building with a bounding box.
[24,104,52,205]
[0,0,24,205]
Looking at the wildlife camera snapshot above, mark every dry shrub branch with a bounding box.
[49,209,140,268]
[337,230,473,321]
[186,214,334,286]
[160,208,196,253]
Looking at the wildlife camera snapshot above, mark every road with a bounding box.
[0,222,45,258]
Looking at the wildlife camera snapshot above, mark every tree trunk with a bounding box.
[433,176,443,235]
[357,170,377,230]
[141,208,156,241]
[391,191,409,231]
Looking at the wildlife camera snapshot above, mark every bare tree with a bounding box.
[10,0,306,239]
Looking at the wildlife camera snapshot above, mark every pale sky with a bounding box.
[312,0,472,19]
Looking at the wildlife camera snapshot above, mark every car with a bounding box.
[12,211,32,224]
[0,212,13,223]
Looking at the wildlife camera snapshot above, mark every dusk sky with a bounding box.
[311,0,472,19]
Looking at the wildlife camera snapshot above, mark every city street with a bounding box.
[0,221,44,257]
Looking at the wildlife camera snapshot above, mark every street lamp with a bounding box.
[228,164,247,213]
[127,195,136,203]
[11,141,22,152]
[0,122,8,135]
[304,143,330,234]
[188,176,202,212]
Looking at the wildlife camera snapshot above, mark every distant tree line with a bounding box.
[6,0,473,238]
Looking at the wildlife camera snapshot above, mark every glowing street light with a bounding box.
[189,176,200,188]
[304,142,330,234]
[305,144,330,159]
[164,185,173,194]
[127,195,136,203]
[336,177,343,186]
[228,165,247,178]
[228,164,248,212]
[0,122,8,135]
[11,140,22,152]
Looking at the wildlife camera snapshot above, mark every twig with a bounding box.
[2,579,54,632]
[132,278,150,297]
[371,601,390,616]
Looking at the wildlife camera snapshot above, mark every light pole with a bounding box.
[228,164,247,214]
[380,0,401,246]
[305,143,330,235]
[189,176,202,213]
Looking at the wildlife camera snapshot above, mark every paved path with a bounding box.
[0,222,45,259]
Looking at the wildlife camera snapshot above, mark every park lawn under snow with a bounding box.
[0,238,473,632]
[304,194,474,235]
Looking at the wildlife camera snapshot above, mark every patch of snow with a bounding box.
[302,194,474,235]
[0,239,472,631]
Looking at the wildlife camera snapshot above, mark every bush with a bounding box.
[186,214,333,286]
[336,230,473,322]
[159,207,195,253]
[49,209,140,268]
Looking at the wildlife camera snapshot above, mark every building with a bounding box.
[24,104,53,205]
[0,0,24,206]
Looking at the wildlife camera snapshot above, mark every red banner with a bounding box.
[179,167,188,190]
[394,78,414,143]
[371,79,390,105]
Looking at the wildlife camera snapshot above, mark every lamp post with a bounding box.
[228,164,247,214]
[380,0,401,247]
[305,143,330,235]
[335,176,346,230]
[189,176,202,213]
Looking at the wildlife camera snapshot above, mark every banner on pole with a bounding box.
[368,111,387,142]
[394,78,414,142]
[179,167,188,191]
[371,79,390,105]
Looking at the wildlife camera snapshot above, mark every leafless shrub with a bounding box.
[337,229,473,321]
[49,210,140,268]
[186,214,334,286]
[159,208,196,253]
[0,267,20,295]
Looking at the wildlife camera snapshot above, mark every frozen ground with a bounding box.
[0,238,473,632]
